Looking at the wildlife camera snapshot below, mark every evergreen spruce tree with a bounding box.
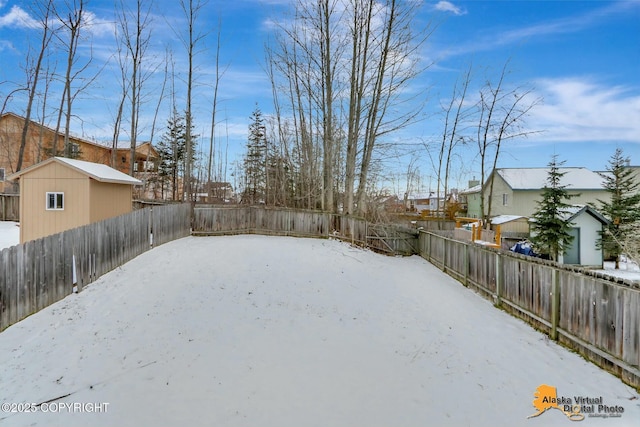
[591,148,640,268]
[157,109,188,200]
[530,156,578,261]
[243,107,267,204]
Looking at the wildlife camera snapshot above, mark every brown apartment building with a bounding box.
[0,112,158,194]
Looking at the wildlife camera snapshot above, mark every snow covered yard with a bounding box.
[0,221,19,250]
[0,235,638,427]
[595,260,640,283]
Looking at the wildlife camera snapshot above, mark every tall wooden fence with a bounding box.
[192,206,418,256]
[0,203,190,331]
[419,230,640,389]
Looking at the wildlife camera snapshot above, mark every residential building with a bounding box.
[7,157,141,243]
[469,167,609,219]
[0,112,158,194]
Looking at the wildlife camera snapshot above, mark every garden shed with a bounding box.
[558,205,609,267]
[529,205,609,267]
[8,157,141,243]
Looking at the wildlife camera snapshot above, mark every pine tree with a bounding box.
[157,110,188,200]
[591,148,640,268]
[242,107,267,204]
[530,156,579,261]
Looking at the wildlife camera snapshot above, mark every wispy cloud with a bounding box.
[433,1,466,16]
[0,5,39,29]
[528,78,640,144]
[437,0,638,59]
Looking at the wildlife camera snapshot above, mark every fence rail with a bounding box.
[419,230,640,389]
[0,204,191,331]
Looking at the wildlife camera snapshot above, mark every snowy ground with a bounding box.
[0,221,19,250]
[0,235,638,427]
[595,260,640,283]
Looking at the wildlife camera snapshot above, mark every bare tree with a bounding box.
[347,0,429,216]
[268,0,430,215]
[475,61,541,225]
[52,0,86,157]
[178,0,207,202]
[441,65,473,217]
[116,0,154,175]
[206,20,227,195]
[17,0,55,172]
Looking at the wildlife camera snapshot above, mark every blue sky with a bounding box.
[1,0,639,191]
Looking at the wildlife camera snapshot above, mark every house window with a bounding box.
[502,193,508,206]
[0,168,5,182]
[46,192,64,210]
[70,143,80,157]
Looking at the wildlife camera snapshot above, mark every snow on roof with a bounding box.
[561,204,609,224]
[54,157,142,185]
[460,184,482,194]
[491,215,527,225]
[408,191,446,200]
[8,157,142,185]
[497,167,605,190]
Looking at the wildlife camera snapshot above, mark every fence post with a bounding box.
[442,237,447,272]
[550,268,560,341]
[463,243,469,287]
[495,252,502,307]
[149,206,154,248]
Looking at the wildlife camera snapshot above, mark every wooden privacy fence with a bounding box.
[0,203,190,331]
[192,206,419,256]
[419,230,640,389]
[1,194,19,221]
[3,203,637,389]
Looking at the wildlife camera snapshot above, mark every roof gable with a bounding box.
[562,205,610,225]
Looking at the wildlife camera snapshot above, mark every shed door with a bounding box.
[564,227,580,265]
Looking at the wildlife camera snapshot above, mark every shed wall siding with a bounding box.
[89,180,133,222]
[20,163,90,243]
[568,213,603,267]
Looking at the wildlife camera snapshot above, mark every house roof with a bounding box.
[495,167,605,190]
[408,191,446,200]
[491,215,527,225]
[8,157,142,185]
[460,184,482,194]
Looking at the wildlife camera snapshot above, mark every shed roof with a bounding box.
[562,205,610,224]
[496,167,605,190]
[8,157,142,185]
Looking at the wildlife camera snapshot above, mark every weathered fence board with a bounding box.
[418,230,640,390]
[0,194,19,221]
[1,203,190,331]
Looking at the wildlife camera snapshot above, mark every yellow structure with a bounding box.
[8,157,141,243]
